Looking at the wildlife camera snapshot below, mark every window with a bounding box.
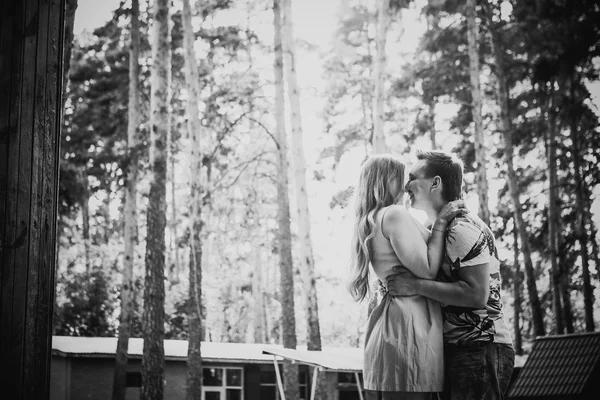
[126,372,142,388]
[259,366,309,400]
[202,367,243,400]
[338,372,364,400]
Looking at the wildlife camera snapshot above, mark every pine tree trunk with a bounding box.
[372,0,390,153]
[487,21,545,337]
[429,101,437,149]
[102,191,111,244]
[252,243,266,343]
[512,227,523,356]
[281,0,322,353]
[546,104,564,334]
[79,168,91,274]
[274,1,300,399]
[583,187,600,283]
[168,152,180,285]
[182,0,204,398]
[559,256,574,333]
[112,1,140,399]
[245,2,267,345]
[166,13,178,287]
[141,0,169,398]
[466,0,490,226]
[569,85,594,331]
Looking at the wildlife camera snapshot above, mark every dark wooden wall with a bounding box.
[0,0,66,398]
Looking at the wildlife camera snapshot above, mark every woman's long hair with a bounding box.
[348,154,405,302]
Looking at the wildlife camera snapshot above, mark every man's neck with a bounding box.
[425,201,448,224]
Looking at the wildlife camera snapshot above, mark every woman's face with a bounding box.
[388,173,405,204]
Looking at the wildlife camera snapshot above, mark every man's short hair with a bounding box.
[416,149,464,202]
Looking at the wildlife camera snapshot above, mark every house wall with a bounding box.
[50,355,356,400]
[70,357,115,400]
[50,356,69,400]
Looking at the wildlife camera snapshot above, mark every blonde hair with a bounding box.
[348,154,405,302]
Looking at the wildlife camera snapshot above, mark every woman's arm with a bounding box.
[383,202,466,280]
[383,206,439,279]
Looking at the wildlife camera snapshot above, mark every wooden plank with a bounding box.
[0,0,66,398]
[42,0,65,396]
[0,0,16,378]
[2,0,31,396]
[0,0,13,246]
[23,0,51,397]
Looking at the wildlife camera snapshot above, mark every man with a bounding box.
[387,149,515,400]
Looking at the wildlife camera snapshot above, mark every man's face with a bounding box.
[405,160,434,210]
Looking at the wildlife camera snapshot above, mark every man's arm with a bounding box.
[387,263,490,308]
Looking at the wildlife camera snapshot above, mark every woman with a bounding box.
[348,154,462,400]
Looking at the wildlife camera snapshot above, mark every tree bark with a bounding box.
[182,0,204,398]
[569,81,594,331]
[546,101,564,334]
[281,0,323,352]
[429,101,437,149]
[487,13,545,337]
[583,186,600,284]
[466,0,491,226]
[274,1,300,399]
[168,150,180,285]
[166,12,179,287]
[512,227,523,356]
[252,242,266,343]
[79,167,91,273]
[372,0,390,153]
[112,1,140,399]
[141,0,169,398]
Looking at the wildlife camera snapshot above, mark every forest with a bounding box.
[55,0,600,398]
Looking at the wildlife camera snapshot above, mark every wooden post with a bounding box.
[310,366,320,400]
[273,356,286,400]
[354,372,365,400]
[0,0,66,399]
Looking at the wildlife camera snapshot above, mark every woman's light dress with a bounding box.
[362,206,444,396]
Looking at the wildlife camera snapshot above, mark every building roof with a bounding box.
[51,336,363,370]
[52,336,281,364]
[262,346,363,372]
[508,332,600,398]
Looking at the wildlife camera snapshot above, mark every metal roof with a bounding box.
[508,332,600,398]
[52,336,281,363]
[262,346,363,372]
[51,336,363,370]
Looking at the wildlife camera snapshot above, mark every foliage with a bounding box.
[56,0,600,349]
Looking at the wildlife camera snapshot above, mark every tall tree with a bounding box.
[281,0,323,351]
[112,1,141,399]
[372,0,390,153]
[274,0,300,399]
[251,239,267,343]
[546,97,564,334]
[569,87,594,331]
[182,0,204,398]
[484,2,545,337]
[141,0,170,398]
[512,226,523,355]
[465,0,490,225]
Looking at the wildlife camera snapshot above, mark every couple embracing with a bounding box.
[349,150,515,400]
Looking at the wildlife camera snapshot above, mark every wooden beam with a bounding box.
[273,355,286,400]
[310,366,320,400]
[0,0,66,398]
[355,372,365,400]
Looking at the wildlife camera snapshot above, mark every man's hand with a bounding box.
[435,199,468,231]
[385,267,420,297]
